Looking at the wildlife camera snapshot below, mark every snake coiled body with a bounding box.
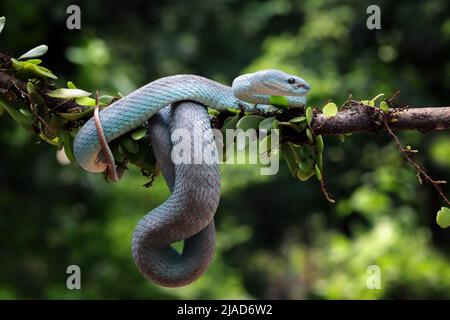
[133,103,220,286]
[73,70,310,287]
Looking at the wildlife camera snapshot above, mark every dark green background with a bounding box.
[0,0,449,299]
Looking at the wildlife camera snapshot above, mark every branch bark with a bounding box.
[312,103,450,135]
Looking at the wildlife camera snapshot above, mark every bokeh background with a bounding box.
[0,0,449,299]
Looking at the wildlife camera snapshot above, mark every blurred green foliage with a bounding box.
[0,0,449,299]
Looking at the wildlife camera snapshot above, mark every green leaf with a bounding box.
[18,45,48,60]
[226,107,240,114]
[0,97,33,130]
[316,135,324,153]
[361,94,384,108]
[297,122,308,132]
[11,58,57,79]
[314,164,322,181]
[436,207,450,228]
[306,128,314,143]
[222,114,241,132]
[361,100,375,107]
[0,16,5,34]
[60,131,75,163]
[10,58,24,71]
[131,127,148,141]
[272,119,279,129]
[297,169,315,181]
[75,97,97,107]
[121,137,139,154]
[19,108,33,117]
[67,81,77,89]
[26,65,56,79]
[280,142,316,181]
[269,95,289,108]
[47,88,91,99]
[371,93,385,102]
[322,102,338,117]
[259,116,276,130]
[39,133,59,146]
[111,143,125,163]
[236,115,265,131]
[74,95,112,107]
[99,95,116,105]
[0,104,4,117]
[26,81,37,95]
[57,137,64,150]
[58,106,95,121]
[125,145,144,163]
[27,64,57,79]
[207,108,220,116]
[280,143,298,176]
[24,59,42,65]
[289,116,306,123]
[298,144,315,179]
[380,101,389,113]
[298,144,315,170]
[306,107,313,126]
[298,158,313,173]
[317,152,323,171]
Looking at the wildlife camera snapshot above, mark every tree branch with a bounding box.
[1,69,449,135]
[2,69,449,205]
[312,103,450,135]
[0,69,81,112]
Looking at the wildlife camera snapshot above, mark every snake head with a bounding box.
[232,69,311,106]
[257,69,311,96]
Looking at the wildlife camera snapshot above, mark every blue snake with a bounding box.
[73,69,311,287]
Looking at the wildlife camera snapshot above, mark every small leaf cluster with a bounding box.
[215,101,339,186]
[360,93,390,114]
[0,16,157,179]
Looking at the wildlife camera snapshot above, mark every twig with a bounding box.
[380,110,450,207]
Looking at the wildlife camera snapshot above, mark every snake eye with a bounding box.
[287,78,296,84]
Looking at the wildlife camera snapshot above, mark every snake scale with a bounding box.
[73,69,311,287]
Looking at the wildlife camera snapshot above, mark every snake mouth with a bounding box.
[262,82,308,96]
[297,83,311,91]
[261,82,282,92]
[294,83,311,95]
